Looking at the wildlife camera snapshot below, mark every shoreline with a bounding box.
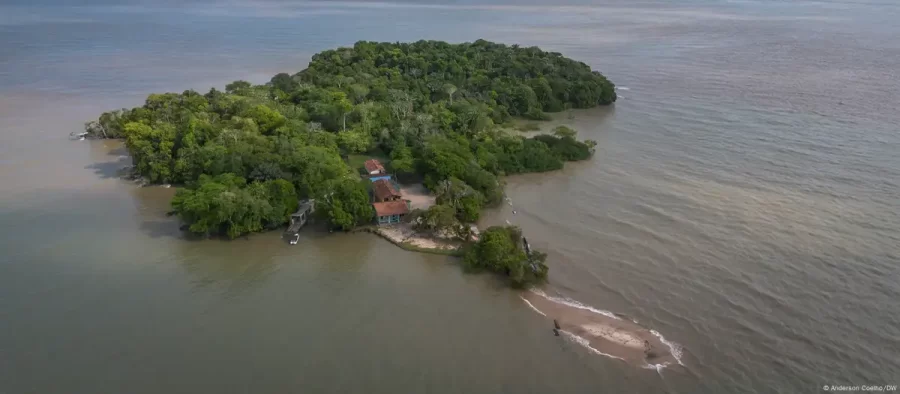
[522,290,684,368]
[112,165,470,255]
[355,224,467,257]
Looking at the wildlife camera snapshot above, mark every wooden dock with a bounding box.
[287,199,315,234]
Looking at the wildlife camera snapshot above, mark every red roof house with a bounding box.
[373,200,410,225]
[364,159,386,175]
[372,178,401,202]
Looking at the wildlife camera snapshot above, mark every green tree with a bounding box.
[171,174,297,239]
[263,179,299,223]
[457,193,484,222]
[552,125,577,138]
[242,105,286,135]
[337,128,372,154]
[533,134,593,161]
[348,84,370,104]
[320,179,374,230]
[389,145,415,175]
[331,91,353,131]
[463,225,548,287]
[520,139,563,172]
[84,108,132,138]
[434,177,484,222]
[442,83,457,105]
[270,73,297,93]
[85,40,612,239]
[225,80,252,94]
[123,121,176,183]
[354,102,376,135]
[414,204,459,234]
[284,145,352,198]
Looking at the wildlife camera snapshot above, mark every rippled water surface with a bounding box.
[1,1,898,393]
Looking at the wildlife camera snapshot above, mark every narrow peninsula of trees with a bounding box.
[464,226,549,287]
[84,40,615,240]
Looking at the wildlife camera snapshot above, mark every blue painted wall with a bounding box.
[376,214,403,225]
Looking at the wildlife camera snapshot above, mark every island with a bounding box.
[82,40,616,287]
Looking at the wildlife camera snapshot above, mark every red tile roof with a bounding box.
[364,159,385,173]
[373,200,409,217]
[372,178,401,201]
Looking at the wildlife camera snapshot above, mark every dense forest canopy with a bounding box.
[85,40,615,238]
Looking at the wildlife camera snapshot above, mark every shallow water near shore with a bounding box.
[2,0,899,393]
[521,289,683,368]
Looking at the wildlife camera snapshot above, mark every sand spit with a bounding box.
[523,291,683,368]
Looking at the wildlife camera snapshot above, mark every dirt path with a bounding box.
[399,183,435,211]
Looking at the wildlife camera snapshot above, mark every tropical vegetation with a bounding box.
[463,226,549,287]
[84,40,615,238]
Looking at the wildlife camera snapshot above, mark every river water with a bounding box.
[1,1,898,393]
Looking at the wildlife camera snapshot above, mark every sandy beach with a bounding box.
[522,291,682,367]
[374,223,463,253]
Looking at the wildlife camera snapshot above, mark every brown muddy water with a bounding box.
[2,1,899,393]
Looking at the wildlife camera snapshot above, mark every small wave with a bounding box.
[505,219,512,225]
[529,289,620,320]
[520,296,547,316]
[651,329,684,366]
[616,86,631,91]
[642,363,669,374]
[618,95,625,99]
[560,330,625,361]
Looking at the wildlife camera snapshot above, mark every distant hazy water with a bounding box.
[1,1,899,393]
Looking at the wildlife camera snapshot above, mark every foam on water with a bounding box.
[643,363,668,374]
[560,330,625,361]
[651,329,684,366]
[520,296,547,316]
[529,289,621,320]
[529,289,682,371]
[616,86,631,91]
